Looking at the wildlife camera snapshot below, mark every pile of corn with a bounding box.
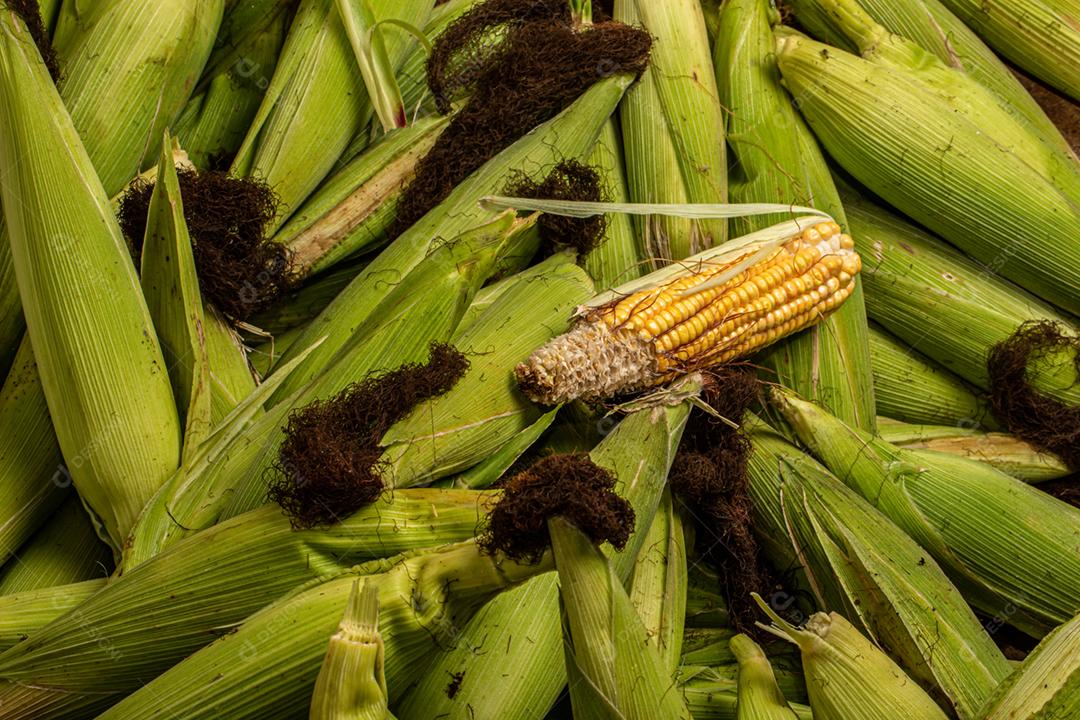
[0,0,1077,718]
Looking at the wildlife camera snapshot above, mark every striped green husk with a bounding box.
[231,0,431,233]
[0,9,182,547]
[0,579,104,653]
[0,219,20,378]
[868,325,998,429]
[95,541,551,720]
[685,564,730,628]
[270,75,635,401]
[730,635,801,720]
[847,190,1080,406]
[0,337,65,563]
[198,0,295,92]
[777,18,1080,314]
[976,610,1080,719]
[0,490,485,717]
[715,0,875,431]
[878,419,1072,483]
[0,496,111,595]
[783,0,1076,158]
[775,392,1080,637]
[554,517,693,720]
[745,416,1011,718]
[681,628,738,667]
[615,0,726,263]
[679,663,811,720]
[249,259,363,338]
[938,0,1080,103]
[393,382,693,720]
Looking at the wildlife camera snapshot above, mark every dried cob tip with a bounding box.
[517,220,860,404]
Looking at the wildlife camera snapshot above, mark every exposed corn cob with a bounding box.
[554,516,694,720]
[775,8,1080,314]
[868,324,999,429]
[0,489,485,717]
[775,390,1080,637]
[877,419,1072,483]
[783,0,1078,159]
[0,496,111,595]
[846,190,1080,408]
[0,579,104,653]
[679,662,812,720]
[310,579,388,720]
[976,611,1080,719]
[95,540,551,720]
[517,218,861,404]
[615,0,726,263]
[730,634,801,720]
[0,9,182,547]
[938,0,1080,103]
[754,594,950,720]
[715,0,876,431]
[271,74,636,401]
[394,380,693,720]
[745,416,1011,718]
[0,337,65,564]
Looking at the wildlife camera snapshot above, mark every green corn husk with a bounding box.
[938,0,1080,103]
[335,0,406,133]
[446,407,559,490]
[679,662,812,720]
[249,259,365,338]
[685,564,730,628]
[248,324,307,377]
[231,0,431,233]
[456,251,577,335]
[627,490,687,674]
[271,75,635,401]
[310,579,388,720]
[0,489,486,718]
[868,324,999,429]
[877,418,1072,483]
[0,10,182,548]
[0,579,104,653]
[0,219,19,379]
[846,190,1080,407]
[198,0,295,90]
[774,391,1080,637]
[271,115,450,279]
[95,540,553,720]
[173,9,289,171]
[745,417,1012,718]
[682,628,738,667]
[0,496,111,595]
[715,0,876,431]
[776,3,1080,315]
[553,516,694,720]
[393,380,693,720]
[730,634,801,720]
[754,595,949,720]
[0,336,65,563]
[977,611,1080,719]
[615,0,726,263]
[127,213,529,562]
[782,0,1076,159]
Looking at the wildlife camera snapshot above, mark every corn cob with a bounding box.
[270,74,635,401]
[393,379,693,720]
[754,594,950,720]
[615,0,726,263]
[774,390,1080,637]
[730,634,801,720]
[0,579,104,653]
[846,191,1080,408]
[868,324,999,429]
[938,0,1080,103]
[0,336,65,564]
[715,0,876,431]
[745,416,1012,718]
[554,516,694,720]
[976,611,1080,719]
[679,662,812,720]
[877,419,1072,483]
[783,0,1077,159]
[0,9,182,548]
[94,540,551,720]
[0,496,111,595]
[775,8,1080,314]
[517,218,861,405]
[0,489,486,717]
[310,579,388,720]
